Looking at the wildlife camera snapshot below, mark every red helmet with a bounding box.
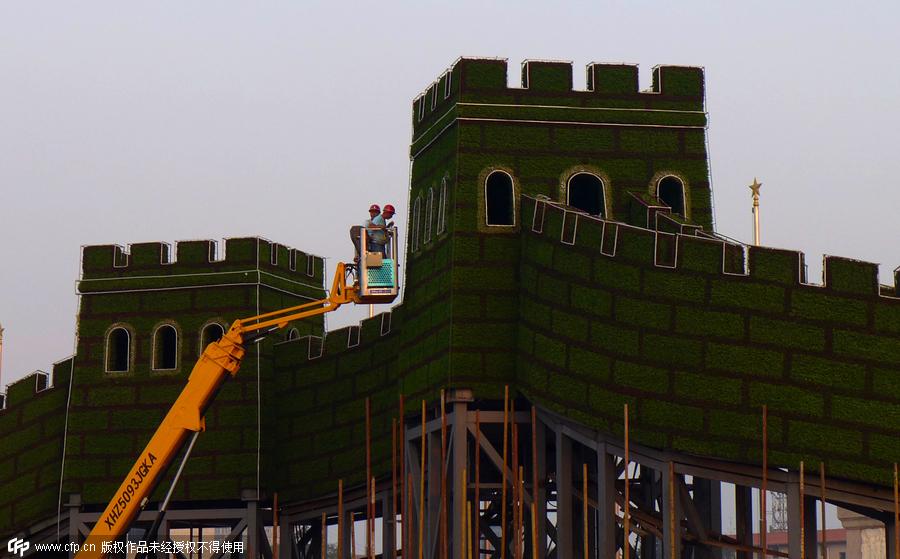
[369,204,380,213]
[383,204,396,214]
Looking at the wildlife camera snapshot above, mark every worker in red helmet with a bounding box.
[366,204,396,256]
[351,204,382,260]
[379,204,396,256]
[365,203,387,255]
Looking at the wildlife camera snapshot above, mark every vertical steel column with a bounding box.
[341,509,354,559]
[429,428,442,557]
[279,514,292,559]
[555,431,573,559]
[533,419,547,559]
[66,494,81,559]
[662,463,681,559]
[735,486,753,559]
[246,491,260,559]
[693,478,722,559]
[595,444,616,559]
[383,495,396,559]
[452,399,469,559]
[887,519,898,559]
[787,479,818,559]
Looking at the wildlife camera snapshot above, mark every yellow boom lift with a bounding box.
[75,229,399,558]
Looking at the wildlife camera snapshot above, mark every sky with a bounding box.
[1,1,899,390]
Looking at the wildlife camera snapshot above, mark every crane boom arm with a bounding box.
[76,263,360,558]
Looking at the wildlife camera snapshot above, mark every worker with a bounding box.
[365,204,386,254]
[369,204,396,256]
[349,204,379,259]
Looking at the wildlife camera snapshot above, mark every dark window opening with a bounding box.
[567,173,605,216]
[106,328,130,372]
[658,176,685,216]
[200,323,225,350]
[485,172,514,225]
[153,325,178,370]
[437,178,448,234]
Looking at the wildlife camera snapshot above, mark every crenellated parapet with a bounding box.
[271,310,402,500]
[1,370,50,411]
[0,358,72,537]
[518,194,900,487]
[524,195,900,297]
[413,57,706,138]
[80,237,324,286]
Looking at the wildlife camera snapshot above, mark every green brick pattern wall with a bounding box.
[0,362,70,538]
[411,58,713,229]
[64,237,325,504]
[407,58,715,406]
[518,196,900,487]
[271,313,403,501]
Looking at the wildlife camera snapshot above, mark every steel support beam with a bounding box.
[886,518,898,559]
[787,480,818,559]
[662,462,681,559]
[453,400,468,559]
[693,477,723,559]
[596,444,616,559]
[534,417,547,559]
[556,430,573,559]
[735,485,753,559]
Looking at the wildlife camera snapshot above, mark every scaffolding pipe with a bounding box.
[339,480,344,559]
[624,404,630,559]
[502,386,509,559]
[475,411,481,559]
[761,405,768,557]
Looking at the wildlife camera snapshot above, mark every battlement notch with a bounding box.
[412,57,706,136]
[80,237,324,284]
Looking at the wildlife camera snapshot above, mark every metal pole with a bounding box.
[393,418,398,559]
[366,399,372,559]
[441,390,448,559]
[668,462,677,559]
[761,405,768,558]
[894,463,899,559]
[800,462,805,559]
[420,400,426,559]
[624,404,630,559]
[322,512,328,559]
[502,386,510,559]
[140,430,201,546]
[475,411,481,559]
[400,395,406,559]
[582,463,588,559]
[820,463,826,559]
[461,468,467,559]
[339,480,345,559]
[273,492,279,559]
[750,178,762,246]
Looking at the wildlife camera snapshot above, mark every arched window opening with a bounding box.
[411,196,422,251]
[153,325,178,370]
[106,327,130,373]
[567,173,605,216]
[658,176,686,216]
[437,178,448,235]
[424,188,434,244]
[485,171,515,226]
[200,323,225,350]
[286,328,300,341]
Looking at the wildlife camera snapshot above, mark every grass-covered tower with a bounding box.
[405,57,711,392]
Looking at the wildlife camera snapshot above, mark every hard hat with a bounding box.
[383,204,396,214]
[369,204,381,212]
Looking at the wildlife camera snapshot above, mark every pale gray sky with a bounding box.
[2,1,899,387]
